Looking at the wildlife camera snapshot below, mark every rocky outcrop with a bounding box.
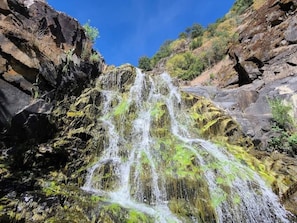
[228,0,297,86]
[0,0,105,135]
[183,0,297,215]
[0,1,105,221]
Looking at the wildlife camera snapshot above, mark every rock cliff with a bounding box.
[183,0,297,215]
[0,0,104,141]
[0,1,105,221]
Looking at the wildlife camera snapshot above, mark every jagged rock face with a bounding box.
[0,0,104,132]
[182,0,297,215]
[228,0,297,86]
[0,1,106,221]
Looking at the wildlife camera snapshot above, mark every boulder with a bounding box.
[0,78,31,129]
[8,99,55,143]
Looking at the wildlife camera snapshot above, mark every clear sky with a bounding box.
[47,0,235,66]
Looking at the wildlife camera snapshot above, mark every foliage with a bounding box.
[170,39,187,52]
[189,23,204,39]
[190,37,202,50]
[114,99,129,116]
[181,23,204,39]
[205,23,219,38]
[166,52,205,80]
[62,48,74,73]
[211,37,227,61]
[89,52,100,63]
[151,40,173,67]
[209,73,215,80]
[231,0,253,15]
[138,56,152,71]
[83,20,99,43]
[268,98,294,130]
[267,98,297,156]
[178,32,188,39]
[288,133,297,153]
[268,124,297,156]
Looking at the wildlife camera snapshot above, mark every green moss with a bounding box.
[42,181,61,196]
[114,99,129,116]
[66,110,84,117]
[150,102,166,119]
[215,142,276,185]
[168,198,191,218]
[233,194,241,205]
[127,209,153,223]
[211,188,227,208]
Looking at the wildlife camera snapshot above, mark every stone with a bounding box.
[0,79,31,129]
[285,17,297,44]
[0,0,9,13]
[227,0,297,87]
[8,99,55,142]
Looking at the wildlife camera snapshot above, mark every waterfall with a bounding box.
[81,69,290,222]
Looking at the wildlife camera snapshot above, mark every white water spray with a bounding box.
[82,69,290,223]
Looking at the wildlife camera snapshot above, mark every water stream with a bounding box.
[82,69,290,222]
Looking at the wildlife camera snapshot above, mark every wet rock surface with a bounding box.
[183,0,297,216]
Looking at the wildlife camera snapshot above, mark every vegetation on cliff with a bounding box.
[138,0,254,80]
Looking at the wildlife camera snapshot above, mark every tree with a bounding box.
[138,56,152,71]
[179,32,188,39]
[190,23,204,39]
[183,23,204,39]
[151,40,173,67]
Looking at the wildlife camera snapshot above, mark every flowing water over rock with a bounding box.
[82,69,290,222]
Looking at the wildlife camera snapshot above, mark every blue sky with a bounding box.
[47,0,235,66]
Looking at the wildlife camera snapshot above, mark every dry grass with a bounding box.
[253,0,266,10]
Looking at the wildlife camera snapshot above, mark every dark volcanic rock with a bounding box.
[0,78,31,129]
[0,1,105,221]
[0,0,105,141]
[8,99,55,143]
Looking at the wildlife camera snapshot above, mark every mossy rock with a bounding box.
[188,95,253,149]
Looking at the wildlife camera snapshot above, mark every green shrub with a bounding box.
[182,23,204,39]
[89,52,100,63]
[190,23,204,39]
[231,0,253,15]
[190,37,202,50]
[178,32,188,39]
[210,73,215,80]
[205,23,218,38]
[138,56,152,71]
[288,133,297,154]
[170,39,187,52]
[267,98,297,156]
[166,52,205,80]
[83,21,99,43]
[151,40,173,67]
[268,98,294,130]
[268,124,297,156]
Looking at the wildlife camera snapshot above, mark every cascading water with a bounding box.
[82,68,290,222]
